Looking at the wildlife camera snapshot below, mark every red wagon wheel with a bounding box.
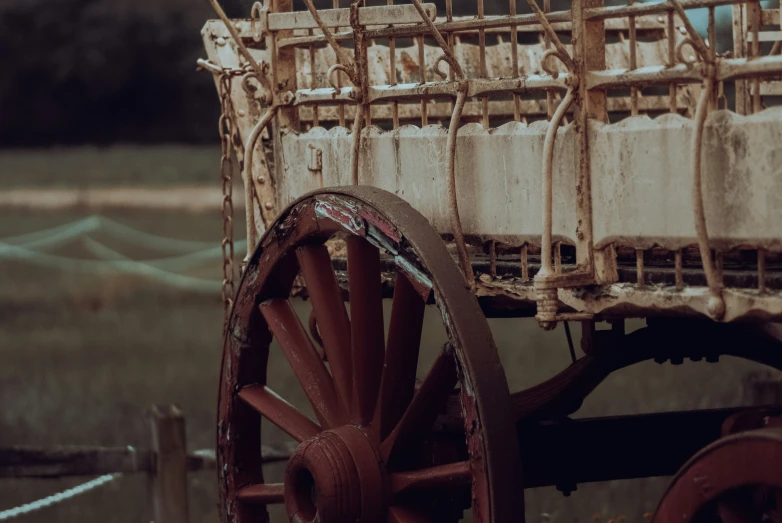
[652,428,782,523]
[218,187,523,523]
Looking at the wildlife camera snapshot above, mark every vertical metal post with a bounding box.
[334,0,347,127]
[629,0,639,115]
[149,405,189,523]
[668,9,677,113]
[388,0,399,129]
[510,0,521,121]
[733,3,749,114]
[571,0,605,274]
[478,0,489,127]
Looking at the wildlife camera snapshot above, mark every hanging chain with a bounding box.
[218,72,237,316]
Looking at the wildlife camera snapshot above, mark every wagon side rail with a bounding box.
[201,0,782,325]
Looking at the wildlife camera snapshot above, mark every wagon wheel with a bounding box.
[218,187,523,523]
[652,428,782,523]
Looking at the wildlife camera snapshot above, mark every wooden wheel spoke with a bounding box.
[259,299,342,427]
[390,461,471,496]
[347,236,385,425]
[380,351,458,464]
[236,483,285,504]
[374,271,426,440]
[238,385,320,442]
[387,505,434,523]
[296,244,352,410]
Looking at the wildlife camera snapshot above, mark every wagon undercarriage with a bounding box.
[200,0,782,521]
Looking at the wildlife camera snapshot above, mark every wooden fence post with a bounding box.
[148,405,190,523]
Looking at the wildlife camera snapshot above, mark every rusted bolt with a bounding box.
[280,91,295,105]
[264,202,273,210]
[257,175,266,184]
[217,37,227,47]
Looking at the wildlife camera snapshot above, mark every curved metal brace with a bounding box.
[250,1,266,43]
[541,49,568,80]
[675,37,701,70]
[691,75,725,319]
[409,0,464,80]
[433,54,450,81]
[328,64,352,92]
[667,0,713,64]
[526,0,575,73]
[534,86,577,329]
[302,0,358,85]
[242,103,282,264]
[446,87,475,287]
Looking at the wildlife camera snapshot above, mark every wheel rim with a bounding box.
[652,427,782,523]
[218,187,523,523]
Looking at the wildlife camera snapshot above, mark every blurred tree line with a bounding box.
[6,0,720,147]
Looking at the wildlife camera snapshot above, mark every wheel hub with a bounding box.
[284,426,386,523]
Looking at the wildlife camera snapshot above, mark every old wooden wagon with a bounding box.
[200,0,782,521]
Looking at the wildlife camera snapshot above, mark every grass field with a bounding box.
[0,147,773,522]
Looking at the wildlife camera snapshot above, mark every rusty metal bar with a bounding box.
[636,249,645,286]
[418,35,428,126]
[629,0,639,115]
[668,9,677,112]
[333,0,346,127]
[587,55,782,89]
[759,248,767,293]
[300,91,668,121]
[584,0,756,20]
[521,244,530,282]
[293,74,571,107]
[545,0,555,119]
[708,7,718,109]
[750,0,762,113]
[489,241,498,278]
[510,0,522,121]
[675,250,684,290]
[733,3,749,114]
[278,10,575,47]
[267,3,437,31]
[309,31,320,126]
[478,0,490,127]
[538,87,576,279]
[388,0,399,129]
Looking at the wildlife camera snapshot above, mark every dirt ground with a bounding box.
[0,147,773,522]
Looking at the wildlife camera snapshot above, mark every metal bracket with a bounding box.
[251,1,270,42]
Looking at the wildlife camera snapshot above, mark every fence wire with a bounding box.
[0,474,121,521]
[0,215,249,294]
